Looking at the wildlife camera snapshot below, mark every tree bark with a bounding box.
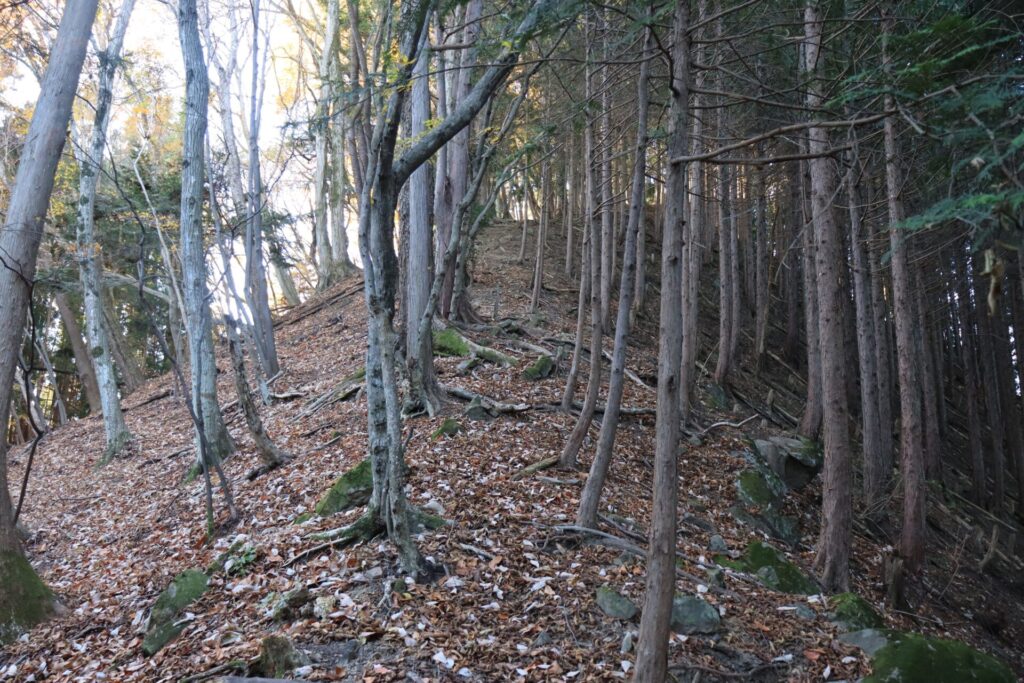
[633,3,688,678]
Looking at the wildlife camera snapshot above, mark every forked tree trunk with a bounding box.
[633,3,688,678]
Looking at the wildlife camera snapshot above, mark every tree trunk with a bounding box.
[798,151,822,438]
[405,29,442,416]
[845,147,884,514]
[529,154,551,312]
[753,160,769,373]
[559,29,603,468]
[178,0,234,464]
[633,3,688,678]
[884,12,925,570]
[804,2,851,591]
[75,0,136,459]
[713,161,733,386]
[0,0,98,635]
[577,21,651,528]
[54,292,101,415]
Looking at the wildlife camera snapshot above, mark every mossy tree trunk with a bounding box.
[0,0,99,639]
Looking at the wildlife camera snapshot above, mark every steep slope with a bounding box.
[2,221,1022,682]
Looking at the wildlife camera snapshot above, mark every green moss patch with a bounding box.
[829,592,883,632]
[736,469,782,508]
[431,418,462,440]
[142,569,209,655]
[716,541,817,594]
[522,355,555,380]
[433,328,470,357]
[846,630,1015,683]
[0,551,54,645]
[315,459,373,516]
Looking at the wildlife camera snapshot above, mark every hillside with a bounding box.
[2,221,1023,682]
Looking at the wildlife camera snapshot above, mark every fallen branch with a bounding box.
[274,281,363,328]
[512,456,560,480]
[699,414,758,436]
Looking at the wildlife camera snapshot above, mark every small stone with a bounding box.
[706,567,726,589]
[463,396,494,421]
[313,595,337,619]
[596,586,638,620]
[687,435,703,447]
[620,631,635,654]
[255,635,309,677]
[670,595,721,634]
[533,630,553,647]
[708,534,728,553]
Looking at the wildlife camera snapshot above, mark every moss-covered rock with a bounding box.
[522,355,555,380]
[433,328,470,356]
[0,550,54,645]
[829,592,883,632]
[754,436,823,490]
[596,586,638,620]
[475,345,514,366]
[463,396,495,421]
[841,629,1014,683]
[736,469,783,508]
[716,541,817,594]
[431,418,462,440]
[142,569,209,655]
[254,635,309,677]
[670,595,721,634]
[315,459,373,516]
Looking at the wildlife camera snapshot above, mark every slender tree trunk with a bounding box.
[884,12,924,570]
[243,0,280,378]
[577,21,651,527]
[74,0,136,459]
[598,20,613,334]
[179,0,234,464]
[753,160,769,373]
[529,154,551,312]
[798,151,823,438]
[564,140,575,279]
[633,3,688,677]
[845,148,884,514]
[559,58,603,469]
[713,161,733,386]
[956,257,986,507]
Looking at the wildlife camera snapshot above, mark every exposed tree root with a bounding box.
[285,512,384,566]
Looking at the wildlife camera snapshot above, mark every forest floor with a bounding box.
[3,221,1024,682]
